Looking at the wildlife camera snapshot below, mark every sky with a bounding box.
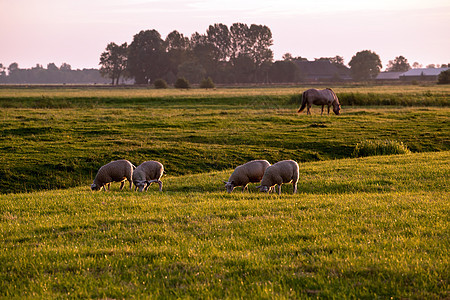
[1,0,449,70]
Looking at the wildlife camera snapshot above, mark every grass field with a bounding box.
[1,151,449,298]
[0,85,449,298]
[1,85,449,193]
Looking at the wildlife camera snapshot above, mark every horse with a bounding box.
[297,88,341,115]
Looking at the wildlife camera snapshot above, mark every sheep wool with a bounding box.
[223,160,271,193]
[91,159,135,191]
[257,160,299,195]
[132,161,164,192]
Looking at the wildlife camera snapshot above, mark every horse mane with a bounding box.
[327,88,340,105]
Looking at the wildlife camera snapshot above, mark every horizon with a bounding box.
[1,0,449,71]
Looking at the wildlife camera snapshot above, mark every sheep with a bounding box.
[132,161,164,192]
[256,160,299,195]
[91,159,135,191]
[223,160,271,193]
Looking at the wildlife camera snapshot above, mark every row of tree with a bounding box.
[100,23,277,84]
[100,23,448,84]
[2,22,447,84]
[0,63,109,84]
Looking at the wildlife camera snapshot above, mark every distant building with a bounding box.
[375,72,404,81]
[375,67,449,82]
[295,61,351,82]
[399,67,449,81]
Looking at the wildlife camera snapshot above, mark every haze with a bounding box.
[1,0,449,70]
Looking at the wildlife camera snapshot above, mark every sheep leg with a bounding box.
[321,105,324,115]
[293,182,297,194]
[158,180,163,192]
[242,184,248,193]
[278,185,282,195]
[327,105,330,115]
[119,181,125,190]
[307,105,311,115]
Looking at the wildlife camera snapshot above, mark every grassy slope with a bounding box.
[1,151,449,298]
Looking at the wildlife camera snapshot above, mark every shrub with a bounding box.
[352,140,411,157]
[153,79,168,89]
[174,77,191,89]
[437,69,450,84]
[199,77,215,89]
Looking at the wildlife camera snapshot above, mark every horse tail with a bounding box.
[297,91,307,113]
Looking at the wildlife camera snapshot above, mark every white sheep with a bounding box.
[132,161,164,192]
[91,159,135,191]
[256,160,299,195]
[223,160,271,193]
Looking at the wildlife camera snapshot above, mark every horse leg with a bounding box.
[321,105,324,115]
[307,104,311,115]
[327,105,330,115]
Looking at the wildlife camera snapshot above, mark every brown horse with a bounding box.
[297,88,341,115]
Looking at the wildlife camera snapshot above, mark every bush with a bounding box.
[437,69,450,84]
[199,77,215,89]
[174,77,191,89]
[352,140,411,157]
[153,79,168,89]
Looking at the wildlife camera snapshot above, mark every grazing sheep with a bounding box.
[223,160,271,193]
[256,160,299,195]
[91,159,135,191]
[132,161,164,192]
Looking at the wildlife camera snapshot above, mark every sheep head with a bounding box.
[223,180,236,193]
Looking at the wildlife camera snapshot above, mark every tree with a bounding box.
[200,77,215,89]
[437,69,450,84]
[174,77,190,89]
[8,62,19,73]
[60,63,71,71]
[207,23,231,62]
[230,23,250,60]
[0,63,5,77]
[282,53,294,61]
[47,63,59,71]
[248,24,273,68]
[269,60,301,83]
[386,56,411,72]
[315,56,344,66]
[177,60,206,84]
[348,50,382,80]
[412,62,422,69]
[165,30,190,51]
[99,42,128,85]
[233,54,256,83]
[165,31,192,83]
[127,29,167,84]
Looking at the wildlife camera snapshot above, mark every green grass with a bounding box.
[1,97,449,193]
[0,85,449,297]
[352,139,411,157]
[1,151,448,298]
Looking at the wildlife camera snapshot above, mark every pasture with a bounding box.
[0,85,449,298]
[0,85,449,193]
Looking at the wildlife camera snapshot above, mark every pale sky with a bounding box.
[1,0,449,70]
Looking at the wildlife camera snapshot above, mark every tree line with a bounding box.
[100,23,277,85]
[2,22,447,85]
[99,23,448,85]
[0,63,109,84]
